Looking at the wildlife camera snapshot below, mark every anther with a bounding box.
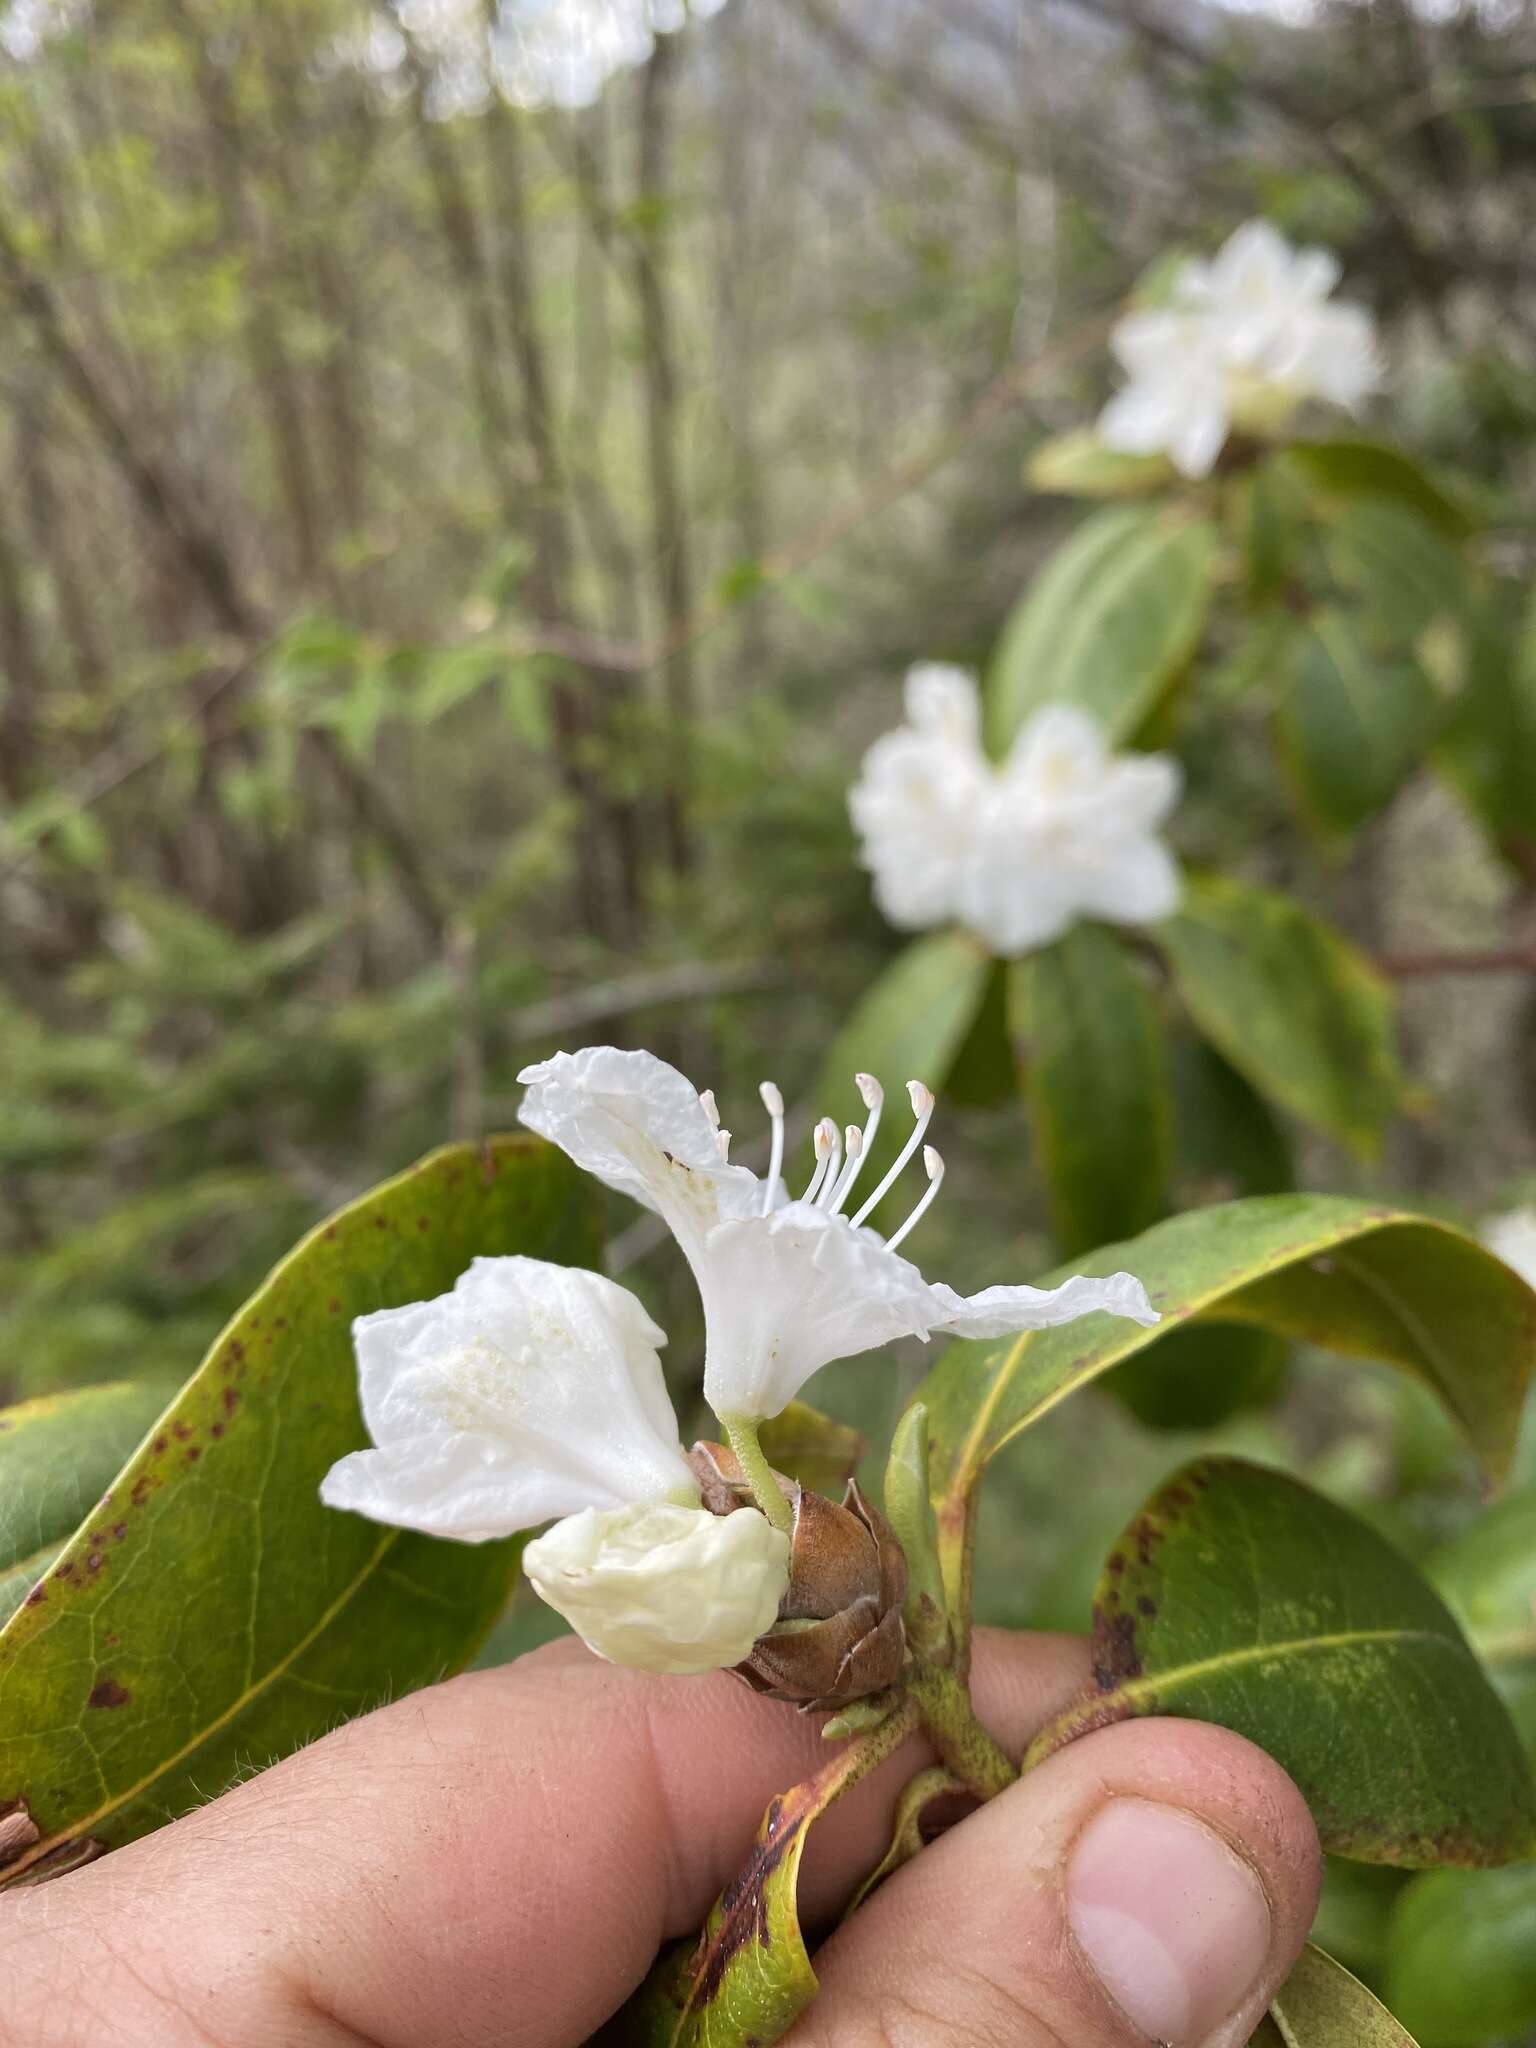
[715,1129,732,1163]
[826,1125,865,1214]
[850,1079,935,1228]
[802,1117,839,1204]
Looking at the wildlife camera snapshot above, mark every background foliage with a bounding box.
[4,0,1536,2036]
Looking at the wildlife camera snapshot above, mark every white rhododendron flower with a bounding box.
[518,1045,1157,1423]
[524,1500,789,1675]
[1484,1206,1536,1291]
[1099,219,1380,478]
[849,669,1181,955]
[320,1253,790,1674]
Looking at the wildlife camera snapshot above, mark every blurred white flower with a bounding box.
[518,1045,1157,1422]
[524,1499,788,1674]
[320,1254,698,1538]
[1099,219,1381,478]
[849,669,1182,956]
[1484,1206,1536,1291]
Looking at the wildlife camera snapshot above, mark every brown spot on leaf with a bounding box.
[327,1299,341,1315]
[23,1586,44,1608]
[416,1215,430,1232]
[85,1552,106,1575]
[689,1791,811,2007]
[130,1477,153,1508]
[1090,1607,1143,1691]
[324,1225,338,1241]
[223,1387,240,1416]
[184,1446,201,1464]
[210,1423,224,1440]
[87,1678,130,1710]
[1136,1596,1157,1619]
[172,1422,193,1443]
[111,1524,127,1543]
[152,1437,168,1455]
[55,1561,74,1579]
[1104,1552,1126,1578]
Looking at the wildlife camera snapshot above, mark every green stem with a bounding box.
[720,1411,794,1535]
[909,1662,1018,1802]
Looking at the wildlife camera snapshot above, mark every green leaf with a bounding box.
[1111,1321,1288,1432]
[1385,1863,1536,2045]
[1277,613,1441,840]
[1172,1032,1293,1202]
[1283,439,1472,538]
[1310,1858,1410,1982]
[0,1382,176,1630]
[758,1402,866,1498]
[1254,1943,1422,2045]
[1427,1487,1536,1755]
[815,931,992,1187]
[919,1195,1536,1561]
[0,1136,602,1886]
[1322,500,1468,645]
[986,504,1219,752]
[1009,928,1170,1258]
[1436,589,1536,874]
[1027,1458,1536,1866]
[942,962,1013,1108]
[1025,428,1174,498]
[1155,874,1404,1154]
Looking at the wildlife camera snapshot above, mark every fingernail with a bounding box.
[1067,1797,1272,2045]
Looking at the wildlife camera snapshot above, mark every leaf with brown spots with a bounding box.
[0,1381,175,1629]
[1028,1459,1536,1868]
[1250,1942,1421,2044]
[0,1137,602,1886]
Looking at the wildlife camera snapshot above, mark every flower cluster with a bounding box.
[323,1046,1157,1678]
[1098,219,1380,478]
[848,665,1182,955]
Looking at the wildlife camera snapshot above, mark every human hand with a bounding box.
[0,1628,1321,2047]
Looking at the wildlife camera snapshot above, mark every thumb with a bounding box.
[791,1717,1322,2048]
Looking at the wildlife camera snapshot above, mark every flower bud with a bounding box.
[688,1443,909,1709]
[523,1500,789,1677]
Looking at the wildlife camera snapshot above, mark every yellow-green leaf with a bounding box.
[1254,1943,1422,2045]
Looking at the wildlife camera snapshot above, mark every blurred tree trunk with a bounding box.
[633,34,697,879]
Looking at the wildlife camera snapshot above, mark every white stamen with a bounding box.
[826,1125,864,1215]
[759,1080,785,1216]
[715,1129,732,1162]
[802,1117,838,1204]
[851,1080,935,1228]
[885,1146,945,1253]
[699,1088,720,1131]
[814,1120,844,1208]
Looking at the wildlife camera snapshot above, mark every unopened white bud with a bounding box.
[523,1501,789,1676]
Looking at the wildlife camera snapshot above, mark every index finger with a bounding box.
[0,1629,1089,2048]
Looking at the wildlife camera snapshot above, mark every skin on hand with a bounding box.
[0,1629,1321,2048]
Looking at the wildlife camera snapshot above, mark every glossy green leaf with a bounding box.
[0,1382,176,1630]
[1309,1859,1410,1982]
[1172,1032,1294,1203]
[1027,1458,1536,1865]
[1283,438,1471,538]
[1253,1943,1422,2046]
[815,930,992,1186]
[1156,874,1404,1154]
[1024,428,1173,498]
[1277,613,1440,839]
[0,1136,602,1886]
[758,1401,867,1497]
[942,962,1013,1108]
[1009,929,1170,1258]
[1385,1863,1536,2045]
[919,1195,1536,1577]
[986,504,1219,752]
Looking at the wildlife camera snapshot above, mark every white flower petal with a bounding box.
[1072,835,1184,927]
[929,1269,1160,1337]
[1167,396,1230,478]
[1484,1206,1536,1292]
[523,1501,789,1675]
[903,662,982,747]
[517,1045,760,1260]
[322,1255,695,1541]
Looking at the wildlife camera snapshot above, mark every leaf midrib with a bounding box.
[0,1524,398,1886]
[1077,1624,1458,1718]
